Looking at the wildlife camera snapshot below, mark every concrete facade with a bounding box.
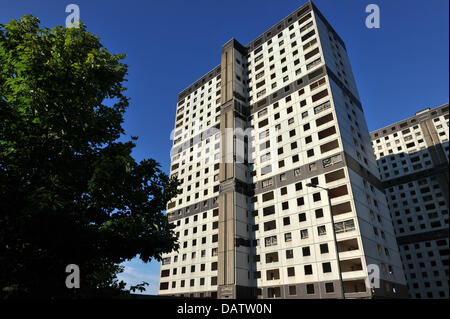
[370,104,449,299]
[159,1,409,299]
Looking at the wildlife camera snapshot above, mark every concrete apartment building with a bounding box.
[370,104,449,299]
[158,1,408,299]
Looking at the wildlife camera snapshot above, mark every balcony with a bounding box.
[265,252,279,264]
[343,279,370,298]
[340,257,363,271]
[266,269,280,281]
[267,287,281,298]
[340,258,366,279]
[337,238,360,258]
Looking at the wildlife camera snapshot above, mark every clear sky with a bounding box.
[2,0,448,294]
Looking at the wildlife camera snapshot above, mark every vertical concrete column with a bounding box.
[420,119,449,206]
[217,38,254,299]
[217,40,237,298]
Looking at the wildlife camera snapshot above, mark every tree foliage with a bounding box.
[0,16,180,298]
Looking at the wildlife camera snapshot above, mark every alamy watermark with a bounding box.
[169,119,280,168]
[65,264,80,289]
[365,4,380,29]
[367,264,381,289]
[65,4,80,28]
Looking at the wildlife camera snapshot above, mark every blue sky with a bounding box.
[2,0,448,294]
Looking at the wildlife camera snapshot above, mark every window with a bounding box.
[325,169,345,183]
[318,126,336,140]
[313,192,321,202]
[259,129,270,139]
[304,123,310,131]
[304,265,313,275]
[287,267,295,277]
[265,235,278,247]
[308,67,324,80]
[322,153,342,168]
[258,118,269,128]
[264,220,277,231]
[262,178,273,189]
[265,252,279,263]
[303,37,317,50]
[316,113,334,127]
[314,101,331,115]
[160,270,170,277]
[263,205,275,216]
[320,243,329,254]
[255,70,264,80]
[322,262,332,273]
[329,185,348,199]
[312,89,328,102]
[159,281,170,290]
[288,286,297,296]
[258,108,268,118]
[304,47,319,60]
[300,21,314,33]
[310,77,326,91]
[302,246,311,256]
[286,249,294,259]
[262,191,274,202]
[320,139,339,153]
[162,257,171,265]
[318,225,327,236]
[261,165,272,175]
[306,284,315,294]
[299,213,307,222]
[315,208,324,218]
[301,30,315,42]
[307,57,321,70]
[266,269,280,281]
[304,136,313,145]
[284,232,292,242]
[300,229,309,239]
[334,219,356,233]
[255,62,264,71]
[256,80,265,89]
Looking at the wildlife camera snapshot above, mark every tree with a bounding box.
[0,15,180,298]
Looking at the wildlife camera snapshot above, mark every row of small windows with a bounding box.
[401,239,449,299]
[160,276,218,290]
[265,281,336,297]
[162,247,219,266]
[371,107,448,139]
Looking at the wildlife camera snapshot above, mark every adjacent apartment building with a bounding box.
[370,104,449,299]
[159,1,408,299]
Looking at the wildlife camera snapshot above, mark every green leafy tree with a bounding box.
[0,16,180,298]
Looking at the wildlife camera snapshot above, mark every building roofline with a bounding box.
[176,65,221,102]
[176,0,347,101]
[369,103,449,137]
